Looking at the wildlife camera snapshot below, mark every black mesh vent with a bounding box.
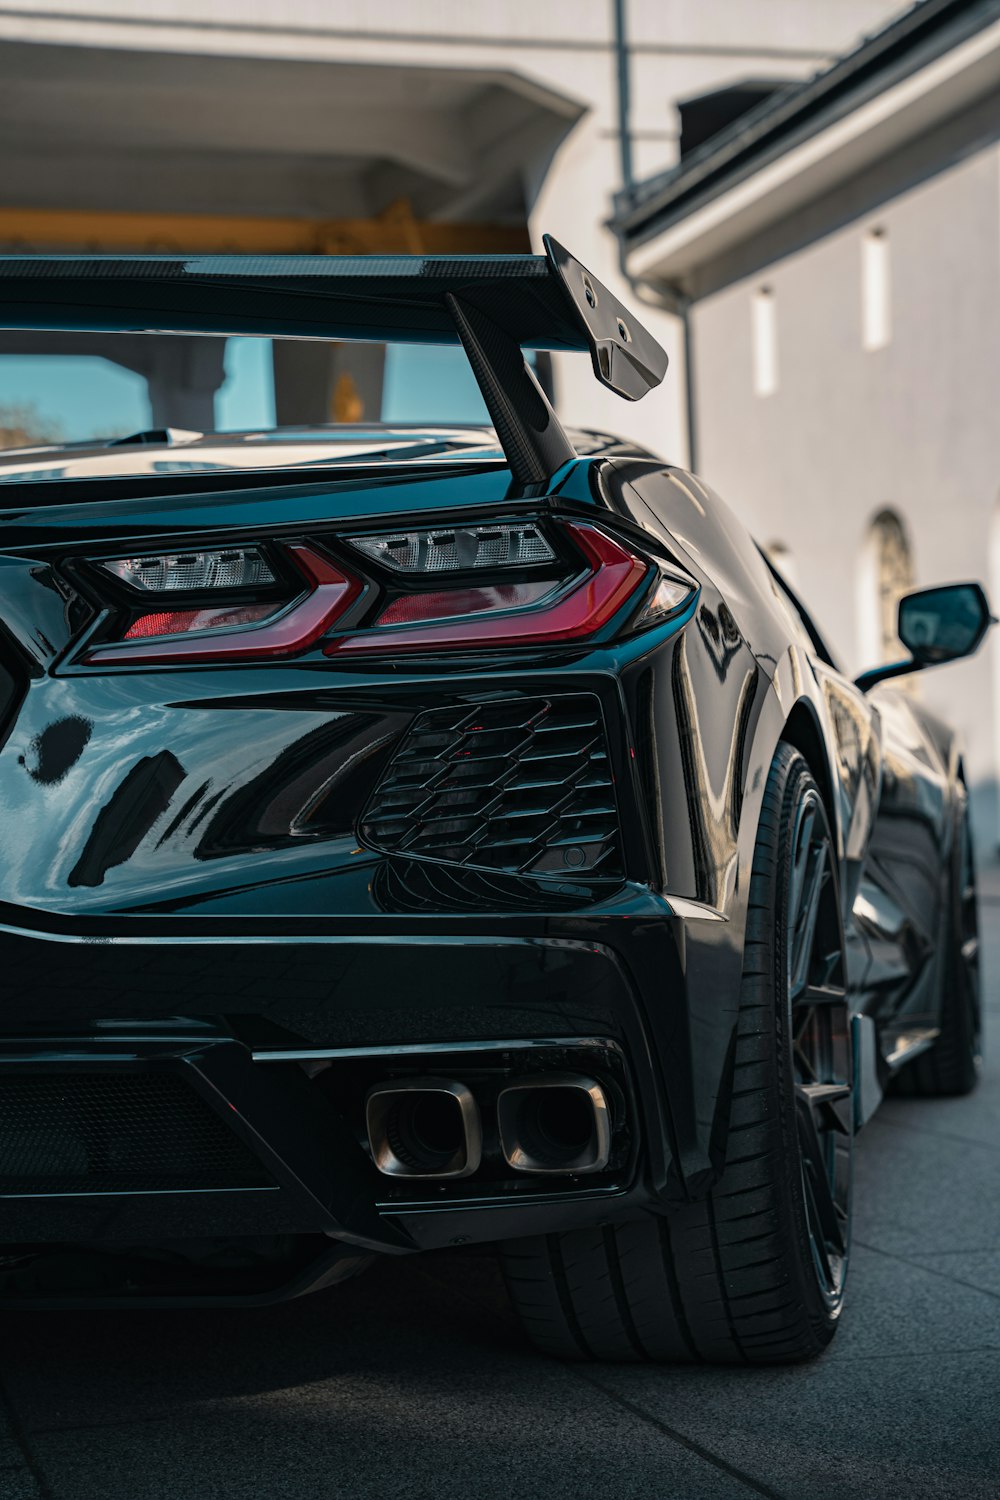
[0,1073,271,1195]
[372,859,586,914]
[361,695,622,879]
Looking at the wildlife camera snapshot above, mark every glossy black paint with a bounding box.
[0,428,974,1298]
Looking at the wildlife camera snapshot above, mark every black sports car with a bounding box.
[0,241,988,1363]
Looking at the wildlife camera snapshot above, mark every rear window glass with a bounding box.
[0,331,491,450]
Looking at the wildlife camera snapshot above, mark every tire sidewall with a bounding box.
[761,748,851,1335]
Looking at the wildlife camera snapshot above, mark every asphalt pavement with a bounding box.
[2,900,1000,1500]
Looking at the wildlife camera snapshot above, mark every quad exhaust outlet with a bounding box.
[365,1077,482,1179]
[497,1074,611,1175]
[365,1072,612,1180]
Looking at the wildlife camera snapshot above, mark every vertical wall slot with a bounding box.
[862,228,891,352]
[752,286,778,397]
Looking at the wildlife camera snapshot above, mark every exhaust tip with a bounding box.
[497,1073,611,1175]
[365,1077,482,1179]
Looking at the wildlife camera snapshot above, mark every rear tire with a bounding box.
[501,744,854,1363]
[893,792,981,1097]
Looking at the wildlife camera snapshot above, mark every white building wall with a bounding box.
[690,141,1000,831]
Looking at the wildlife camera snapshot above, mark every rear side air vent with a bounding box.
[360,695,622,879]
[372,860,585,914]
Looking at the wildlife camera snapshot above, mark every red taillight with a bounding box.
[75,517,695,668]
[324,522,648,655]
[374,579,559,627]
[123,603,277,639]
[82,545,361,665]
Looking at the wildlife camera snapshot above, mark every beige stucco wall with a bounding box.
[690,138,1000,834]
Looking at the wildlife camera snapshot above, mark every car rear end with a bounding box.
[0,437,707,1303]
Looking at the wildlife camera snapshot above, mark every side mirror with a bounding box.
[856,582,995,692]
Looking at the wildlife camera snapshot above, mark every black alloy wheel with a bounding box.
[500,743,854,1362]
[786,775,853,1306]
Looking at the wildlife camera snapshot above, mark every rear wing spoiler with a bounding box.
[0,235,667,487]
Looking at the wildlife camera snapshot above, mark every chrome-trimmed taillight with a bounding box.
[323,520,650,655]
[67,514,697,667]
[79,543,363,666]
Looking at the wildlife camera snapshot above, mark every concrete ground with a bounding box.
[2,913,999,1500]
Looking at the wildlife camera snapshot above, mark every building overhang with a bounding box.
[0,32,585,251]
[623,14,1000,295]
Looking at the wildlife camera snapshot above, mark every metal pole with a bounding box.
[613,0,634,200]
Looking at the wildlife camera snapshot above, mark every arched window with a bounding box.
[857,510,914,667]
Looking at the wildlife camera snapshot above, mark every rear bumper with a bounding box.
[0,887,739,1263]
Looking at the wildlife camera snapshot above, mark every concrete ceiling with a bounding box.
[0,39,584,222]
